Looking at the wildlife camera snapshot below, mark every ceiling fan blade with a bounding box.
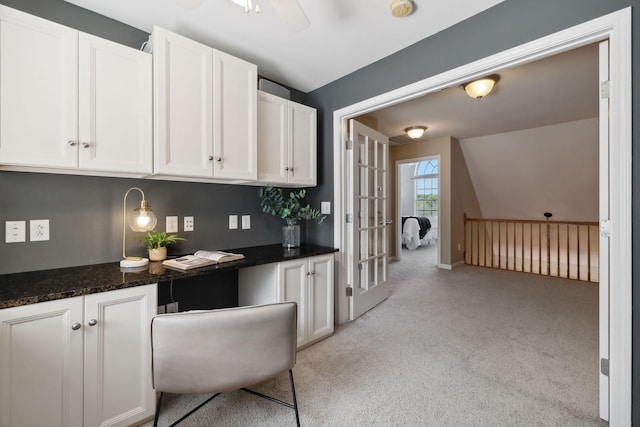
[174,0,207,9]
[271,0,310,33]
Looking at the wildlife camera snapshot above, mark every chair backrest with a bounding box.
[151,302,297,394]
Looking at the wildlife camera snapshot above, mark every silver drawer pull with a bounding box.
[71,323,81,330]
[88,319,97,326]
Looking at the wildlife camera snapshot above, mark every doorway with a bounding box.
[332,9,631,424]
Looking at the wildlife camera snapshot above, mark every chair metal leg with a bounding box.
[153,392,164,427]
[289,369,300,427]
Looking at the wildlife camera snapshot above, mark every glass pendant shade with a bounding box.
[128,203,157,232]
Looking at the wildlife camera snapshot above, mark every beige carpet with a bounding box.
[144,244,605,426]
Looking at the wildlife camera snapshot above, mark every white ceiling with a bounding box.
[366,42,599,143]
[63,0,504,92]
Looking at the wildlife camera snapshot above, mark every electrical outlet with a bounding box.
[166,302,179,313]
[30,219,50,242]
[166,216,178,233]
[184,216,194,231]
[157,305,166,314]
[242,215,251,230]
[5,221,26,243]
[229,215,238,230]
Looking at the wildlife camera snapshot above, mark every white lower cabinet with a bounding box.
[239,254,333,348]
[0,284,156,427]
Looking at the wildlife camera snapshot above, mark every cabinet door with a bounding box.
[308,254,334,343]
[278,258,308,347]
[153,27,213,177]
[0,6,78,169]
[257,90,288,184]
[0,297,84,427]
[83,284,156,427]
[289,101,317,186]
[79,33,152,174]
[213,50,257,180]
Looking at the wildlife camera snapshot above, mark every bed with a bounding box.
[402,216,437,250]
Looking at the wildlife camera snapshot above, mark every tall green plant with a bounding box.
[259,186,326,225]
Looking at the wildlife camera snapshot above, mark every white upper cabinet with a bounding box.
[78,34,152,174]
[0,6,78,169]
[153,26,257,181]
[257,90,316,187]
[0,6,152,175]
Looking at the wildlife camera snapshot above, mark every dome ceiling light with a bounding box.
[390,0,414,18]
[463,74,500,99]
[404,126,427,139]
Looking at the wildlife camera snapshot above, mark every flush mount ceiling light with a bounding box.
[120,187,158,268]
[405,126,427,139]
[463,74,500,99]
[390,0,414,18]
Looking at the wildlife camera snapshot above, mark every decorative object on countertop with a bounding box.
[121,187,158,268]
[259,185,326,248]
[139,231,185,261]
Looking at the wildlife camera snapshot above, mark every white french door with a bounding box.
[597,39,610,422]
[347,120,390,320]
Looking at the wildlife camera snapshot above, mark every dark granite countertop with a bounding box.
[0,244,337,309]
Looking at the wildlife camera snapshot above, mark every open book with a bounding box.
[162,250,245,271]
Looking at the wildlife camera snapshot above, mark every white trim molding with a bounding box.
[333,7,632,425]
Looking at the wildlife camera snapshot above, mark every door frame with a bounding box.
[332,8,631,424]
[395,155,441,266]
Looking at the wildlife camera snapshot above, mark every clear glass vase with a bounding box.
[282,223,300,248]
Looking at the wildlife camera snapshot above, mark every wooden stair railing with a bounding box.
[464,215,599,283]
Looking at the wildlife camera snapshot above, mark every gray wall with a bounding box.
[302,0,638,424]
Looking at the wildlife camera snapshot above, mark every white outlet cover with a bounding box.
[242,215,251,229]
[321,201,331,214]
[30,219,50,242]
[229,215,238,229]
[184,216,194,231]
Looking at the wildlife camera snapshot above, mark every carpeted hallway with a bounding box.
[146,244,605,426]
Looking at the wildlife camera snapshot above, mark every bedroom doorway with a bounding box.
[396,156,440,267]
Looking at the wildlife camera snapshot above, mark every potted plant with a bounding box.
[139,231,185,261]
[259,186,326,248]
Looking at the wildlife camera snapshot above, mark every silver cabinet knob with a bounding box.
[216,157,222,162]
[71,323,81,330]
[208,156,214,161]
[285,167,290,171]
[88,319,97,326]
[81,142,90,148]
[386,219,393,224]
[68,140,77,147]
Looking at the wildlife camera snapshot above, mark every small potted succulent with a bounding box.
[259,186,325,248]
[139,231,185,261]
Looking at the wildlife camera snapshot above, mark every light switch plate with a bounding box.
[321,201,331,214]
[229,215,238,230]
[242,215,251,230]
[5,221,26,243]
[166,216,178,233]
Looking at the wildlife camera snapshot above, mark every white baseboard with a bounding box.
[437,261,465,270]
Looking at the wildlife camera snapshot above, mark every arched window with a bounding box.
[414,159,438,217]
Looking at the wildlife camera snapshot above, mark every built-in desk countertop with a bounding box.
[0,244,337,309]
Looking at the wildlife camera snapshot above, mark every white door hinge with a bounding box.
[346,287,353,296]
[346,214,353,223]
[600,219,611,237]
[600,81,610,99]
[345,139,353,150]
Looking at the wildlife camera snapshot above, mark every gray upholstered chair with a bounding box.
[151,302,300,426]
